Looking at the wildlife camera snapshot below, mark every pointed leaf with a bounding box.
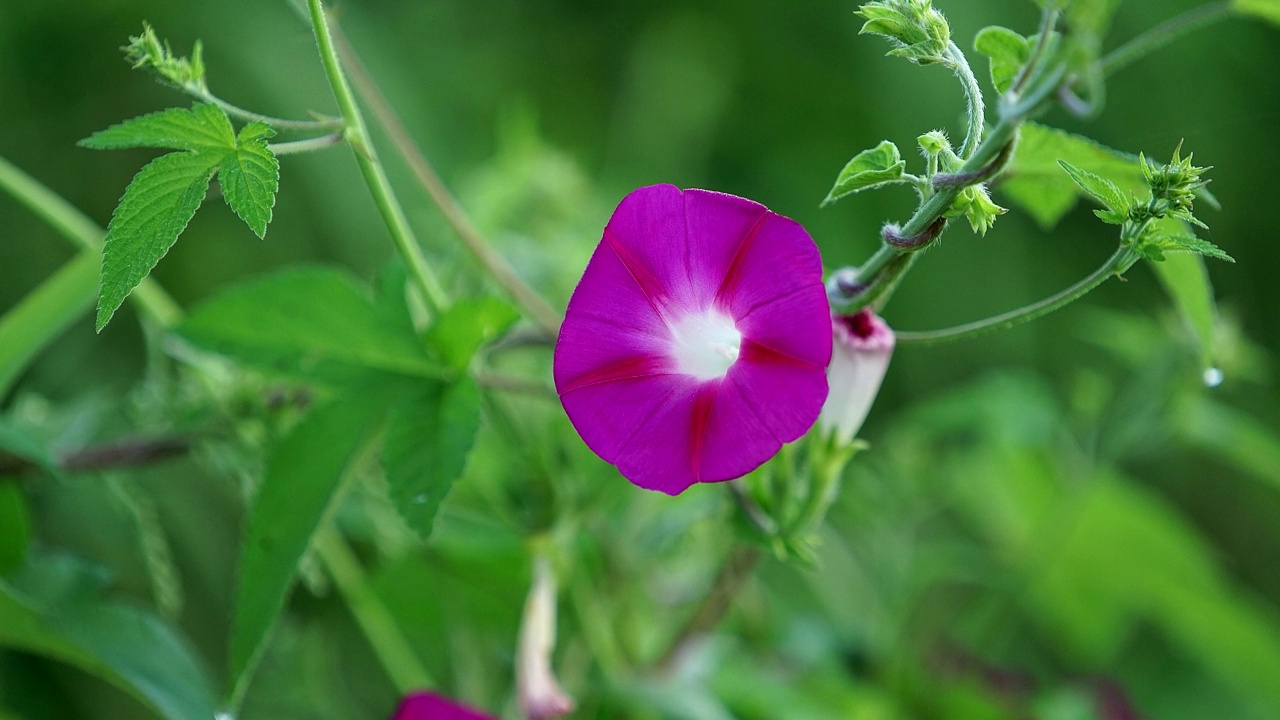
[1157,232,1235,263]
[425,297,521,371]
[1234,0,1280,27]
[1,552,218,720]
[229,390,388,697]
[383,378,481,540]
[178,266,448,381]
[1151,243,1219,370]
[79,104,234,153]
[220,122,279,239]
[1001,123,1143,229]
[822,141,908,206]
[1057,159,1130,213]
[96,151,221,330]
[973,26,1030,93]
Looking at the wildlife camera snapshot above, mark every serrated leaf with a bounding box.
[220,121,279,239]
[383,378,481,540]
[178,267,448,381]
[426,297,521,371]
[973,26,1029,93]
[1233,0,1280,26]
[1,552,218,720]
[229,390,387,698]
[1157,232,1235,263]
[1057,159,1130,214]
[79,104,234,153]
[822,140,908,206]
[96,151,221,331]
[1000,123,1143,229]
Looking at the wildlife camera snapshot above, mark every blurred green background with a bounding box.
[3,0,1280,718]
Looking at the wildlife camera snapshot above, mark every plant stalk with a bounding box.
[1101,2,1233,76]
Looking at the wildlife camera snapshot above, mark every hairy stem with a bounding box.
[330,26,564,338]
[268,132,344,156]
[190,89,344,132]
[946,41,985,159]
[895,246,1139,345]
[1101,2,1233,76]
[304,0,449,315]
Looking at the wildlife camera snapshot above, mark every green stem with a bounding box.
[330,25,564,338]
[0,155,182,327]
[1101,2,1233,76]
[894,246,1139,345]
[314,528,435,692]
[946,41,985,159]
[268,132,344,156]
[190,88,344,132]
[304,0,448,315]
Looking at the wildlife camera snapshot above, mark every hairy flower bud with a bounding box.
[819,310,895,445]
[856,0,952,65]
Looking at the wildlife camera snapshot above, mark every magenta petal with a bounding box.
[391,692,495,720]
[555,185,831,494]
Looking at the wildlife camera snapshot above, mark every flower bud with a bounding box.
[819,310,895,445]
[517,556,575,720]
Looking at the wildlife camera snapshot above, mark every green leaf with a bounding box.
[383,378,482,540]
[96,150,220,331]
[0,552,218,720]
[1154,232,1235,263]
[1151,247,1219,369]
[1001,123,1143,229]
[1233,0,1280,26]
[0,251,98,398]
[79,104,234,153]
[426,297,521,371]
[973,26,1029,93]
[1056,159,1130,214]
[821,140,908,206]
[229,390,387,699]
[220,121,279,239]
[178,267,448,381]
[0,483,29,574]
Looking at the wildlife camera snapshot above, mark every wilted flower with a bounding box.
[390,692,494,720]
[516,556,574,720]
[819,310,894,445]
[555,184,832,495]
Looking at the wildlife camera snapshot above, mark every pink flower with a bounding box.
[818,310,894,445]
[555,185,832,495]
[390,692,494,720]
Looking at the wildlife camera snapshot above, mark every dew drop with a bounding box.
[1202,367,1224,388]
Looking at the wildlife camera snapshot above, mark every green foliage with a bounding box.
[124,22,207,92]
[1001,122,1142,229]
[0,483,29,574]
[81,103,280,331]
[1235,0,1280,25]
[178,267,446,381]
[425,298,521,371]
[823,141,910,206]
[0,252,98,398]
[383,379,482,540]
[1056,159,1130,224]
[973,25,1029,93]
[856,0,952,65]
[229,390,387,698]
[0,553,218,720]
[1152,251,1220,369]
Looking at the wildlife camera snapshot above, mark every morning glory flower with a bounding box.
[818,309,894,445]
[554,184,832,495]
[390,692,494,720]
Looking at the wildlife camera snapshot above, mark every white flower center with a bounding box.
[668,309,742,380]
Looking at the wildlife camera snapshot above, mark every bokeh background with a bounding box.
[3,0,1280,718]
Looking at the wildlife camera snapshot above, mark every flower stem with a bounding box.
[329,25,564,338]
[314,528,435,693]
[894,246,1139,345]
[1101,2,1233,77]
[304,0,448,315]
